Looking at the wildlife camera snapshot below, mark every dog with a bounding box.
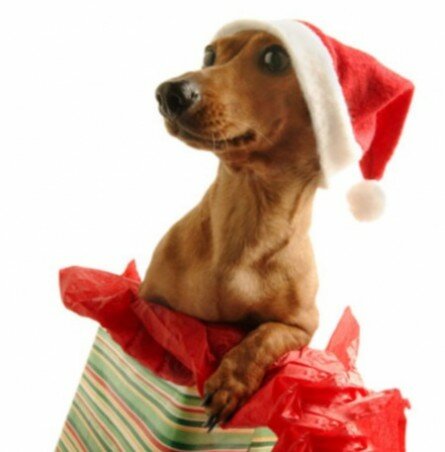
[139,29,321,429]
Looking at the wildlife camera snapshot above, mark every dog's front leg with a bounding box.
[202,321,313,430]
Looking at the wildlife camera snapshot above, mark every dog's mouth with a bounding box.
[169,122,256,151]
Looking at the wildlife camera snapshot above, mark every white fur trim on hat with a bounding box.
[215,20,362,187]
[347,181,385,221]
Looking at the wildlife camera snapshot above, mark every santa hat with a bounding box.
[215,20,414,221]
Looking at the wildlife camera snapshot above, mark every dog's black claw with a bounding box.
[202,414,213,428]
[201,392,213,407]
[207,420,219,433]
[203,414,219,432]
[224,412,235,424]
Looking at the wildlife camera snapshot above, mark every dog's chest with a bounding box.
[227,265,263,302]
[221,238,292,306]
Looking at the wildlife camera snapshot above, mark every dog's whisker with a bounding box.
[220,130,230,152]
[235,120,274,147]
[211,132,217,152]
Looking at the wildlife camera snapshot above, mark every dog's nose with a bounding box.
[156,80,200,119]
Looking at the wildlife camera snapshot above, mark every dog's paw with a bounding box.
[202,357,264,431]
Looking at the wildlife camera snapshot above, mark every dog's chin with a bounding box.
[165,120,256,155]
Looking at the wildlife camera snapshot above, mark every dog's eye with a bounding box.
[203,46,216,67]
[261,45,290,73]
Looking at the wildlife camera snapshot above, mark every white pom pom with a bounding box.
[347,180,385,221]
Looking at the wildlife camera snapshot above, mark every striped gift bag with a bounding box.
[57,328,277,451]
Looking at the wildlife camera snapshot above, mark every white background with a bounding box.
[1,0,444,450]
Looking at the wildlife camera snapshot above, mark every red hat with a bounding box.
[216,20,414,221]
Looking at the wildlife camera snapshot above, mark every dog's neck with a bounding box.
[207,155,319,266]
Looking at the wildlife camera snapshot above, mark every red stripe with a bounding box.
[65,420,87,452]
[97,334,203,414]
[76,390,121,450]
[85,366,173,452]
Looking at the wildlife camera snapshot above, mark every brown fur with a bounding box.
[139,30,322,423]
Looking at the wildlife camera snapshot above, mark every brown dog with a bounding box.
[139,30,321,428]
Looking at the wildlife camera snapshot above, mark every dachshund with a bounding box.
[139,29,321,430]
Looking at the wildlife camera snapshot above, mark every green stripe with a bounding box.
[56,437,69,452]
[68,404,111,451]
[89,353,251,450]
[67,405,103,451]
[72,399,111,451]
[92,344,203,426]
[77,385,135,451]
[249,442,277,448]
[96,329,275,450]
[90,342,262,450]
[58,328,276,451]
[83,372,151,450]
[250,427,277,446]
[98,329,201,405]
[92,343,260,448]
[59,428,80,452]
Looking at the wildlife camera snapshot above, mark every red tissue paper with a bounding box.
[60,261,409,451]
